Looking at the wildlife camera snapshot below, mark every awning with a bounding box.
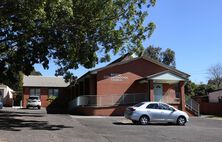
[137,70,187,84]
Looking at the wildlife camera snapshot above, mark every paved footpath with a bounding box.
[0,108,109,142]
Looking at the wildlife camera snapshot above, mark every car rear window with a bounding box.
[29,97,39,100]
[134,102,145,107]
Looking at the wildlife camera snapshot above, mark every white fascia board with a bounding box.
[151,72,185,81]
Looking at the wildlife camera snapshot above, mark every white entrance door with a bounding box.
[154,84,163,102]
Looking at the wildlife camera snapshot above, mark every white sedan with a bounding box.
[124,102,189,125]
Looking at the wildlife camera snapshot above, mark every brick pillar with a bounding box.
[150,80,154,101]
[23,88,29,107]
[179,81,185,111]
[41,88,49,107]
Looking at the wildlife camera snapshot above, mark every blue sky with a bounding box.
[35,0,222,84]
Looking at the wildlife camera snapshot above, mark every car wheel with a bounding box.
[177,116,186,126]
[139,116,149,125]
[37,106,41,109]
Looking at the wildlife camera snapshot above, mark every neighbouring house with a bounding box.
[69,54,190,116]
[191,90,222,115]
[23,76,70,111]
[208,89,222,103]
[0,84,15,106]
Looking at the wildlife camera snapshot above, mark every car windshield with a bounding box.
[29,97,39,100]
[134,102,144,107]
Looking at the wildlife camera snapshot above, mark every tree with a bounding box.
[0,0,156,84]
[143,46,176,67]
[185,80,197,96]
[207,63,222,89]
[143,45,161,62]
[161,48,176,67]
[194,84,207,96]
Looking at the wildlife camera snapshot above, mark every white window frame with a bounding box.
[48,88,59,97]
[30,88,40,96]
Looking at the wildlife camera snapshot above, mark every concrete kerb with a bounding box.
[200,115,222,121]
[69,115,124,119]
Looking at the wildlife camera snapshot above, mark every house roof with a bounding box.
[0,84,7,88]
[23,76,69,87]
[77,54,190,82]
[144,70,187,80]
[208,89,222,94]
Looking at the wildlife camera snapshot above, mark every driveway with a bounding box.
[0,108,222,142]
[0,108,107,142]
[74,115,222,142]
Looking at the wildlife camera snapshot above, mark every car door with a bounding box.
[146,103,164,122]
[159,103,175,122]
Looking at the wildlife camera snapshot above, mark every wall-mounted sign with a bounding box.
[104,73,129,82]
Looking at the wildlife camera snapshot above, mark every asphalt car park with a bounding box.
[0,108,222,142]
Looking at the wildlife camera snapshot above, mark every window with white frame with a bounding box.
[48,88,59,97]
[30,88,40,96]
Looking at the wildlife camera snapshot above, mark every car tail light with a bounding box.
[128,107,136,112]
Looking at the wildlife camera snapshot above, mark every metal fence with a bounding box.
[186,98,200,116]
[69,93,148,108]
[68,93,180,110]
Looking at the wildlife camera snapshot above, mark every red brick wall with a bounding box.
[72,106,128,116]
[163,84,178,103]
[170,104,179,109]
[23,87,70,108]
[97,58,166,96]
[41,88,49,107]
[23,87,49,107]
[23,87,29,107]
[180,81,185,111]
[72,105,186,116]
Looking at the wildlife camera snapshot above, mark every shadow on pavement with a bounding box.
[0,110,73,131]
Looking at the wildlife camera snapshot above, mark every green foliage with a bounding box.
[185,80,197,96]
[1,71,23,91]
[17,72,23,93]
[161,48,176,67]
[0,0,156,83]
[206,83,216,93]
[143,46,176,67]
[47,95,57,104]
[64,71,78,83]
[186,81,215,96]
[48,95,57,100]
[143,45,161,61]
[194,84,207,96]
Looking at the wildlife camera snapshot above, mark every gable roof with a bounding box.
[77,54,190,82]
[136,70,188,84]
[23,76,69,87]
[106,53,132,66]
[144,70,187,80]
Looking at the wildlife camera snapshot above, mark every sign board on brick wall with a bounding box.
[104,73,128,82]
